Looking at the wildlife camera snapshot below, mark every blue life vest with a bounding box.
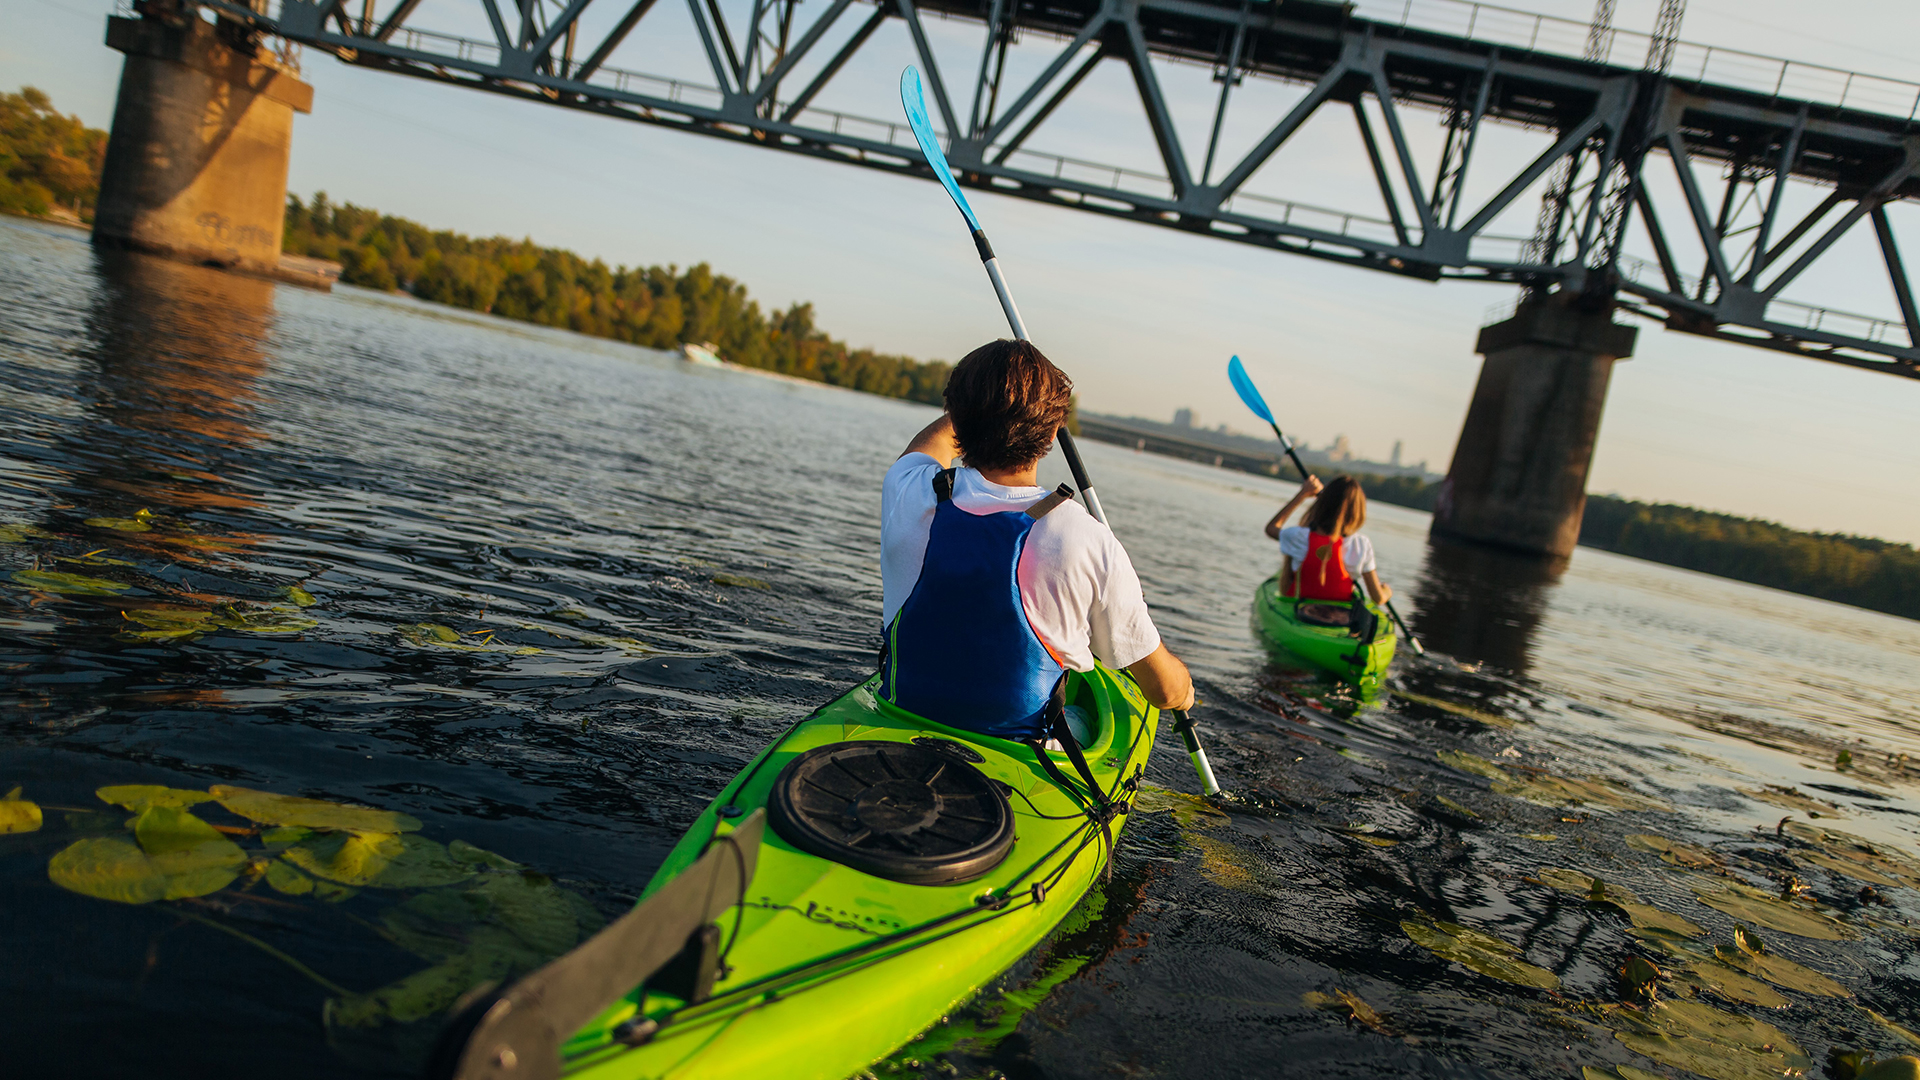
[881,469,1075,740]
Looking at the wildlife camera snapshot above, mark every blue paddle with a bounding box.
[900,67,1222,796]
[1227,356,1425,655]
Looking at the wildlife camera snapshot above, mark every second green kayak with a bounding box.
[555,664,1160,1080]
[1253,574,1396,685]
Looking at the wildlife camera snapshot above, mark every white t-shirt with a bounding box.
[881,454,1161,672]
[1277,526,1376,576]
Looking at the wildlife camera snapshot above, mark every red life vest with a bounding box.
[1294,531,1355,601]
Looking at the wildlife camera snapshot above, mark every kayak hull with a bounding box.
[560,666,1159,1080]
[1253,575,1396,685]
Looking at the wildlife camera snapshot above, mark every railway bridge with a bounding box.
[90,0,1920,555]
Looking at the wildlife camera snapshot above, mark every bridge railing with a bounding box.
[1352,0,1920,119]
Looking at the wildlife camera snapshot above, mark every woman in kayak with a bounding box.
[1264,474,1394,607]
[880,339,1195,741]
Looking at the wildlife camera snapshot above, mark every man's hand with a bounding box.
[1126,643,1195,712]
[902,414,960,465]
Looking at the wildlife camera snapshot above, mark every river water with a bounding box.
[4,214,1919,1079]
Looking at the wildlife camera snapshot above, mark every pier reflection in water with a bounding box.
[5,215,1920,1080]
[1410,535,1564,678]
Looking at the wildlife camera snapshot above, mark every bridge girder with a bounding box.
[186,0,1920,377]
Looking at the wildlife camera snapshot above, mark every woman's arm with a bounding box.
[1279,556,1296,596]
[902,414,959,465]
[1263,475,1324,539]
[1361,570,1392,605]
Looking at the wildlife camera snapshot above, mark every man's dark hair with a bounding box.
[943,340,1074,473]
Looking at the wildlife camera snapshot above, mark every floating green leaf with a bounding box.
[84,509,154,532]
[210,785,422,833]
[264,859,314,895]
[1437,749,1509,780]
[1522,832,1560,842]
[1609,998,1810,1080]
[48,828,245,904]
[1627,834,1722,869]
[1583,1067,1669,1080]
[284,585,317,607]
[1857,1059,1920,1080]
[1861,1008,1920,1049]
[448,839,521,871]
[1401,917,1560,990]
[1612,900,1707,938]
[281,831,471,888]
[0,522,52,543]
[96,785,215,812]
[1691,882,1853,940]
[1675,961,1789,1008]
[1738,786,1844,818]
[9,570,129,596]
[712,574,770,590]
[325,931,528,1028]
[1,789,42,834]
[1713,942,1848,997]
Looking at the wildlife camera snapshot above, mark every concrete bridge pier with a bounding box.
[93,13,312,280]
[1430,298,1638,559]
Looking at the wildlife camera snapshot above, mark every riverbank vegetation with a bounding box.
[0,87,107,223]
[1341,473,1920,621]
[282,193,952,405]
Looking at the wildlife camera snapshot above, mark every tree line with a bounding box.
[1340,473,1920,622]
[282,193,953,406]
[0,87,107,222]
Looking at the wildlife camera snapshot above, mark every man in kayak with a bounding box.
[879,339,1196,742]
[1264,474,1394,608]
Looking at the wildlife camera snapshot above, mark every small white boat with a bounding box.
[679,341,726,367]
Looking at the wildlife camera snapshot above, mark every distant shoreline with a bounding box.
[1076,414,1920,623]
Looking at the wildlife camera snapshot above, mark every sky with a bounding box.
[5,0,1919,542]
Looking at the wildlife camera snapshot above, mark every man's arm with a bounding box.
[1126,643,1195,712]
[902,414,960,465]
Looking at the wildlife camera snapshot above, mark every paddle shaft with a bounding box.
[903,68,1219,795]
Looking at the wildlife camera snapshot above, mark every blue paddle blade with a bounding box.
[899,67,982,233]
[1227,355,1274,423]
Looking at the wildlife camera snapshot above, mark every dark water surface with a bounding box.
[4,215,1920,1080]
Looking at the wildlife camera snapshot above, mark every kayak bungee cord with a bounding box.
[1227,355,1425,655]
[898,65,1225,798]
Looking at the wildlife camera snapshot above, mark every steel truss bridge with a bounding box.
[179,0,1920,377]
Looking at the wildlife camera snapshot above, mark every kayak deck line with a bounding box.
[530,668,1160,1080]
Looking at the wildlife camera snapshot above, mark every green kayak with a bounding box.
[1253,574,1396,685]
[550,664,1159,1080]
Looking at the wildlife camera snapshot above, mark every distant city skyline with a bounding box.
[5,0,1917,543]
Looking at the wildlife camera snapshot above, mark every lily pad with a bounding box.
[49,830,246,904]
[1536,867,1639,901]
[1611,900,1707,938]
[281,831,472,888]
[264,859,314,896]
[448,839,520,870]
[1675,961,1790,1008]
[1,791,42,834]
[1713,943,1848,997]
[0,522,52,543]
[9,570,129,596]
[1738,786,1844,818]
[210,785,421,833]
[325,932,528,1029]
[1628,834,1722,869]
[1861,1008,1920,1049]
[1609,998,1810,1080]
[1691,882,1853,940]
[1798,850,1904,888]
[1192,833,1267,892]
[711,574,770,590]
[285,585,317,607]
[85,509,154,532]
[96,785,215,812]
[1401,917,1560,990]
[1437,749,1509,780]
[1583,1067,1668,1080]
